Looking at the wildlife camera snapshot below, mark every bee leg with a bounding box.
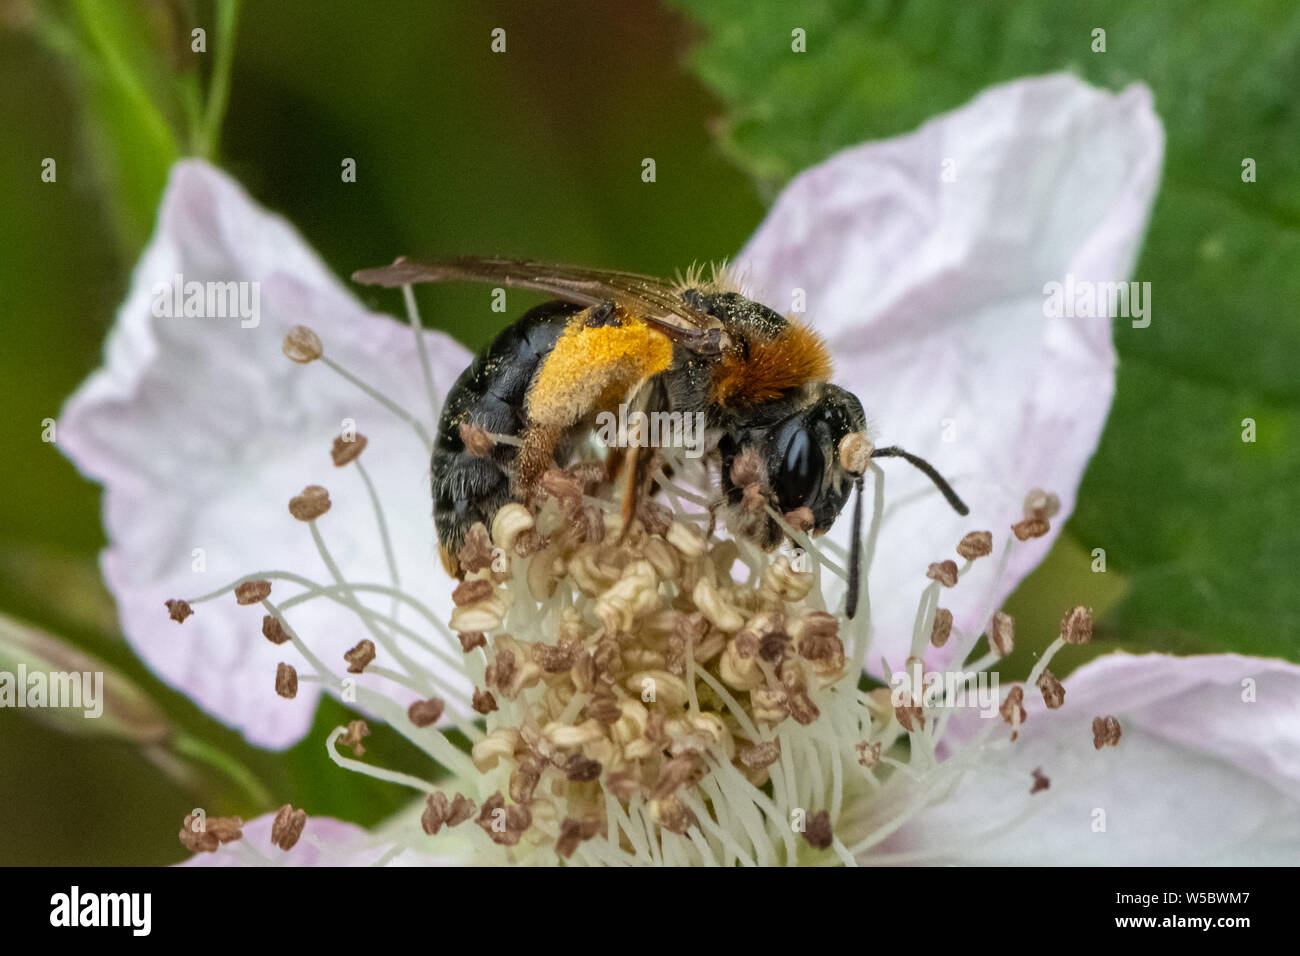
[511,423,566,498]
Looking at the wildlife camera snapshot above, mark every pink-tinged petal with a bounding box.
[59,160,473,749]
[737,74,1164,670]
[179,812,459,866]
[874,654,1300,864]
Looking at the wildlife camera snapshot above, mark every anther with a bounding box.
[452,578,494,607]
[1000,685,1026,740]
[234,579,271,605]
[472,688,498,714]
[856,740,881,769]
[989,610,1015,656]
[282,326,323,363]
[1011,516,1050,540]
[1060,605,1093,645]
[1037,668,1065,709]
[330,433,368,467]
[1023,488,1060,520]
[1030,768,1051,794]
[803,810,834,850]
[927,560,959,587]
[275,662,298,699]
[407,697,446,727]
[556,818,602,859]
[457,631,487,653]
[838,431,873,475]
[458,523,495,574]
[270,804,307,850]
[262,614,290,645]
[956,530,993,560]
[344,639,376,673]
[930,607,953,647]
[165,599,193,624]
[339,719,370,755]
[738,741,781,770]
[1092,715,1122,749]
[289,485,331,521]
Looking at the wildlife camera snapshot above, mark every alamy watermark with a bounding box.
[0,666,103,719]
[1042,273,1151,328]
[594,404,706,459]
[890,661,1001,719]
[151,273,261,328]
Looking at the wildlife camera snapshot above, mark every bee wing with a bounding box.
[352,256,727,355]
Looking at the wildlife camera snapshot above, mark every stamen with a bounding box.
[401,283,441,428]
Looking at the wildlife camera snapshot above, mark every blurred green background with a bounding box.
[0,0,1296,864]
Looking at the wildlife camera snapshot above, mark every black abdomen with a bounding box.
[433,300,580,551]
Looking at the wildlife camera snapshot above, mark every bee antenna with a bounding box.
[870,445,970,516]
[845,475,865,620]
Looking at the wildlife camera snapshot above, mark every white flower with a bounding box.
[58,73,1300,865]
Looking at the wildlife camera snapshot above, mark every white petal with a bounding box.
[178,811,460,866]
[872,654,1300,864]
[737,74,1164,670]
[59,161,473,749]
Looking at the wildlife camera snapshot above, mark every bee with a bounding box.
[353,257,968,617]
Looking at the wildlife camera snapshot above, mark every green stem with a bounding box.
[171,732,274,808]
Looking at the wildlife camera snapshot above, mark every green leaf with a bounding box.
[673,0,1300,660]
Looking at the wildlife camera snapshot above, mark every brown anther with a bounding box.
[1092,715,1122,749]
[758,631,789,663]
[799,623,845,665]
[1030,768,1051,794]
[1000,685,1027,741]
[788,688,821,726]
[234,579,272,605]
[856,740,882,769]
[289,485,331,521]
[650,795,699,835]
[803,810,834,851]
[583,692,623,726]
[270,804,307,850]
[838,431,873,475]
[738,740,781,770]
[339,719,370,755]
[452,578,494,607]
[605,772,640,802]
[484,648,516,691]
[178,814,219,854]
[1011,516,1050,541]
[651,753,707,801]
[458,523,495,574]
[555,818,602,859]
[1060,605,1093,645]
[989,610,1015,657]
[926,560,959,587]
[930,607,953,648]
[957,530,993,560]
[457,631,487,653]
[206,815,244,843]
[330,433,368,467]
[475,793,531,846]
[1037,668,1066,709]
[1023,488,1061,520]
[740,481,768,516]
[275,662,298,699]
[533,641,576,674]
[539,468,584,516]
[472,688,498,714]
[262,614,290,645]
[343,639,376,674]
[729,448,763,488]
[165,599,193,624]
[407,697,446,728]
[458,423,495,458]
[783,506,815,533]
[510,756,544,803]
[423,792,477,835]
[282,325,323,363]
[895,694,925,732]
[563,754,603,783]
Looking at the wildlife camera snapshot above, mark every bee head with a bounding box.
[718,384,868,547]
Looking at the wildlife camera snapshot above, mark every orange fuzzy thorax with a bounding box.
[711,321,833,408]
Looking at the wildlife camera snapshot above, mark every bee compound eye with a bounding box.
[773,424,824,511]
